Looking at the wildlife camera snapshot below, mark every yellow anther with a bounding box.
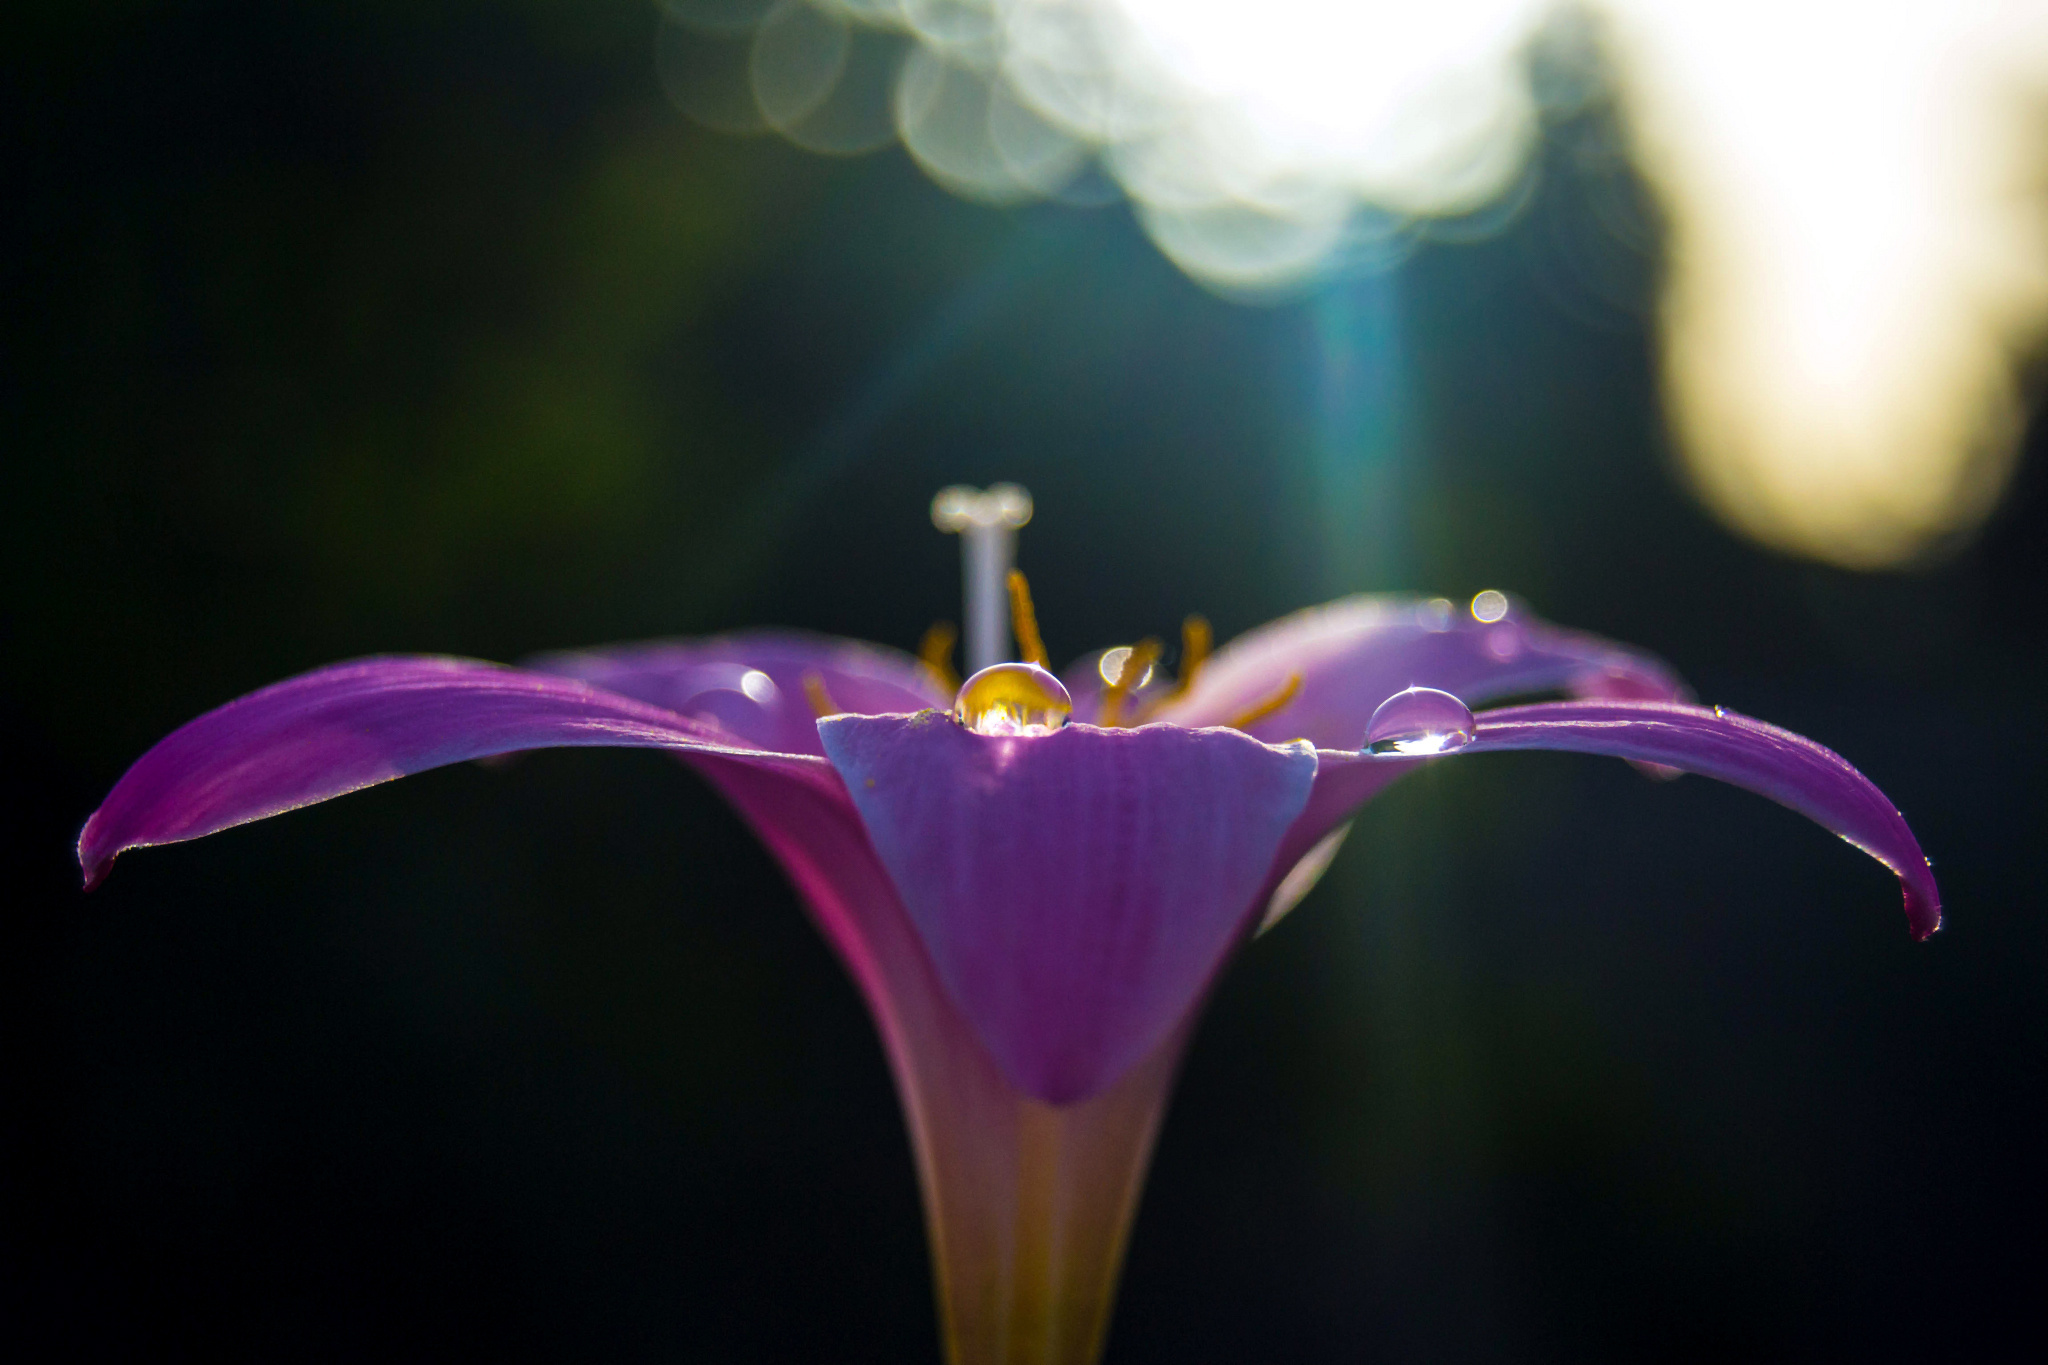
[918,621,960,692]
[802,672,842,719]
[1097,637,1162,728]
[1007,569,1050,669]
[1169,615,1211,698]
[1223,672,1302,731]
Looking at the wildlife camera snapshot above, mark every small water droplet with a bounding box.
[1365,687,1475,756]
[954,662,1072,736]
[1096,645,1154,688]
[1471,589,1510,623]
[1417,598,1454,632]
[739,669,779,704]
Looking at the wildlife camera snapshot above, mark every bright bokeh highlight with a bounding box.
[660,0,2048,566]
[1606,0,2048,566]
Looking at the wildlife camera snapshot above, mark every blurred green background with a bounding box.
[5,3,2043,1359]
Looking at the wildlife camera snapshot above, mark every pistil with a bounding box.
[932,483,1034,675]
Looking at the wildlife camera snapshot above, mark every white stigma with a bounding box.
[931,483,1033,675]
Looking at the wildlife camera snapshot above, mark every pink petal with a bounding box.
[77,656,827,888]
[1161,594,1686,746]
[1302,699,1940,938]
[692,746,1186,1362]
[818,715,1318,1103]
[529,629,950,756]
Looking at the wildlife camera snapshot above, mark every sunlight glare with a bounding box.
[1606,0,2048,565]
[663,0,2048,564]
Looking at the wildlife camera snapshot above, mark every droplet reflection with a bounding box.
[1470,589,1510,622]
[1365,686,1475,756]
[1096,645,1155,689]
[953,662,1073,736]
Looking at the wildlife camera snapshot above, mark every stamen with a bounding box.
[802,672,842,719]
[1007,569,1050,669]
[1127,615,1212,725]
[1097,637,1161,728]
[1223,672,1301,731]
[1169,615,1212,698]
[919,621,960,692]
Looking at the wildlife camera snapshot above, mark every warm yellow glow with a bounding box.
[667,0,2048,564]
[1604,0,2048,565]
[954,662,1074,736]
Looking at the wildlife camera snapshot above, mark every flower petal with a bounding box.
[78,656,831,888]
[691,747,1186,1361]
[818,715,1318,1103]
[1160,595,1686,747]
[1253,753,1421,932]
[528,629,950,756]
[1310,699,1941,938]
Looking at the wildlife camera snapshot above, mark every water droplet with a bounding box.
[1417,597,1454,632]
[739,669,779,704]
[953,662,1072,736]
[1365,687,1475,757]
[1096,645,1155,689]
[1471,589,1510,623]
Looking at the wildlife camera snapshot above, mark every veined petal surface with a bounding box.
[1162,595,1686,746]
[1310,699,1939,938]
[78,657,830,888]
[820,715,1318,1104]
[530,629,949,756]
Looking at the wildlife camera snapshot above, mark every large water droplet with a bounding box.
[1365,687,1475,756]
[953,662,1072,736]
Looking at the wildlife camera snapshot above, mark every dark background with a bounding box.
[5,3,2043,1360]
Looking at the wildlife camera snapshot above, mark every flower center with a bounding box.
[926,483,1286,733]
[953,663,1073,736]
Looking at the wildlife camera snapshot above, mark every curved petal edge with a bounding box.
[1447,699,1941,938]
[79,656,829,889]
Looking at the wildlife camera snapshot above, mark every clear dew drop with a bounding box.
[953,662,1073,736]
[1365,686,1475,757]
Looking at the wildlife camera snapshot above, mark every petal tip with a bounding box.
[78,831,113,892]
[1906,886,1943,941]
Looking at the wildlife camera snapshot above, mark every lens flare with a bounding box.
[663,0,2048,564]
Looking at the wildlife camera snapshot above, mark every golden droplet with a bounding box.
[952,663,1072,736]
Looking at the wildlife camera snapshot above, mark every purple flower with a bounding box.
[76,495,1937,1365]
